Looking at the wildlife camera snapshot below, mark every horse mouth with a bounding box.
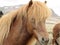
[33,30,49,45]
[36,37,48,45]
[33,30,42,45]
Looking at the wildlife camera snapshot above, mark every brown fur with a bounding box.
[0,0,51,45]
[53,23,60,45]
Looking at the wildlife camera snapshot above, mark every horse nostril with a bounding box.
[42,38,44,41]
[42,38,49,42]
[45,39,49,43]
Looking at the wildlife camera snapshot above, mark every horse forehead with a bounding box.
[27,2,51,22]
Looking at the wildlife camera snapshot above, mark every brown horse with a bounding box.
[53,23,60,45]
[0,0,51,45]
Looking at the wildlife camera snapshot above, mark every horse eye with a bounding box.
[31,18,35,24]
[31,18,37,29]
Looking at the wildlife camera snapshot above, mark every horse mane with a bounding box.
[0,9,18,45]
[28,1,51,20]
[0,0,51,45]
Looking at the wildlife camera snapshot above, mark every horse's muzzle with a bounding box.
[33,30,49,45]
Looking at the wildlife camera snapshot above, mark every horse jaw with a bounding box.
[26,36,37,45]
[33,30,49,45]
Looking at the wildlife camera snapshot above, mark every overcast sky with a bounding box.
[0,0,60,16]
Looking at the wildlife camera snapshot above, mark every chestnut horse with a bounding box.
[53,23,60,45]
[0,0,51,45]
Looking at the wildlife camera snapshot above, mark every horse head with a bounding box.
[26,0,51,45]
[2,0,51,45]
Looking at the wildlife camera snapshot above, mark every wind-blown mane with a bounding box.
[0,10,18,45]
[0,0,51,45]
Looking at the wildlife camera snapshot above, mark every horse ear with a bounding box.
[28,0,33,8]
[27,0,33,12]
[44,1,47,4]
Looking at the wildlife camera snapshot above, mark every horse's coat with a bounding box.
[0,0,51,45]
[53,23,60,45]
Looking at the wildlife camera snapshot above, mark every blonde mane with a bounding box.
[18,1,51,21]
[0,0,51,45]
[27,1,51,21]
[0,10,18,45]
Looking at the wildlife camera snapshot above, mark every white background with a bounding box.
[0,0,60,16]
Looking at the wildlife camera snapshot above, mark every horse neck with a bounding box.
[3,29,32,45]
[3,15,33,45]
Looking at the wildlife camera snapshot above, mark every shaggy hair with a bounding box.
[0,9,18,45]
[0,0,51,45]
[17,1,51,45]
[18,1,51,22]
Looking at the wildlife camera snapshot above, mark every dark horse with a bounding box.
[0,11,3,17]
[53,23,60,45]
[0,0,51,45]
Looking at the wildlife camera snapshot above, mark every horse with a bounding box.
[0,0,51,45]
[52,23,60,45]
[0,11,3,17]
